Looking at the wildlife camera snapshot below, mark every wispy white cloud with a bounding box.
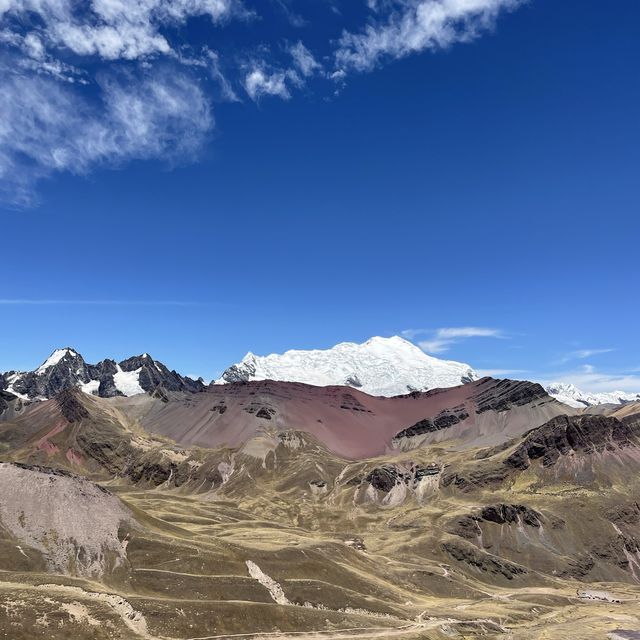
[289,41,321,77]
[0,64,212,205]
[557,348,615,364]
[0,0,526,204]
[335,0,524,72]
[244,67,290,101]
[403,326,505,353]
[0,0,240,61]
[205,49,240,102]
[0,0,240,203]
[242,42,323,102]
[272,0,307,28]
[476,368,528,377]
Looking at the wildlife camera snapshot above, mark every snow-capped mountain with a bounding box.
[216,336,478,397]
[545,382,640,408]
[1,348,205,401]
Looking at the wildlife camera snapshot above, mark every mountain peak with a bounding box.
[546,381,640,408]
[363,335,416,349]
[365,335,405,344]
[35,347,82,374]
[1,348,205,403]
[217,336,477,396]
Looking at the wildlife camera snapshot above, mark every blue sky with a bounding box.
[1,0,639,392]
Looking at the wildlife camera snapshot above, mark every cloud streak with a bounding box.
[0,0,527,205]
[335,0,525,72]
[476,368,528,377]
[0,63,213,206]
[403,326,505,353]
[0,299,201,306]
[557,348,616,364]
[0,0,240,61]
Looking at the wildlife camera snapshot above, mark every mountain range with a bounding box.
[2,337,637,410]
[545,381,640,408]
[1,357,639,638]
[1,347,204,402]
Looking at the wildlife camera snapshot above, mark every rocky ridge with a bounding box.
[1,348,205,402]
[505,414,640,470]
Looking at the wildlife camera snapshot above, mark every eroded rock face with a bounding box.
[480,504,542,527]
[366,467,399,493]
[442,541,528,580]
[365,463,442,493]
[475,378,549,414]
[243,403,277,419]
[506,415,638,470]
[0,389,19,419]
[56,388,90,423]
[0,463,132,578]
[607,503,640,527]
[440,467,510,492]
[393,406,469,441]
[358,462,443,507]
[450,504,543,540]
[391,378,568,454]
[339,393,372,413]
[621,413,640,440]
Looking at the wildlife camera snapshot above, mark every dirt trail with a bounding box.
[185,622,428,640]
[0,581,151,638]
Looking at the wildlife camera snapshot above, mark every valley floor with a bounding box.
[2,568,640,639]
[2,482,640,640]
[2,386,640,639]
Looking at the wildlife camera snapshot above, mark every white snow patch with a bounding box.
[80,380,100,396]
[546,382,640,408]
[5,384,29,401]
[113,366,144,396]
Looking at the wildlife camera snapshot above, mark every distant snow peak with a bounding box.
[36,347,79,374]
[546,382,640,408]
[217,335,478,397]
